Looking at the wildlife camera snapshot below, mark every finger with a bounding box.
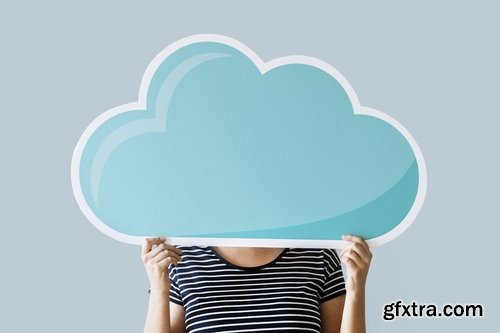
[157,255,180,269]
[339,241,363,257]
[342,234,370,254]
[349,242,370,261]
[339,243,353,257]
[167,244,182,256]
[142,236,166,256]
[339,246,349,257]
[342,247,363,267]
[151,242,182,258]
[349,245,372,267]
[342,234,372,261]
[152,249,182,263]
[148,242,169,258]
[342,254,359,269]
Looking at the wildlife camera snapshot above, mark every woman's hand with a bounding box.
[141,236,182,294]
[339,235,372,296]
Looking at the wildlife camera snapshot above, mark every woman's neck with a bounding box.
[212,246,286,268]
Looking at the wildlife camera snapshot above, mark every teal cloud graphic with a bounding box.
[71,35,426,247]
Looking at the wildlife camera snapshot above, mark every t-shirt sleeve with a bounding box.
[168,264,183,306]
[320,249,346,303]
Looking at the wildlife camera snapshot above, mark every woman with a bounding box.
[142,235,372,333]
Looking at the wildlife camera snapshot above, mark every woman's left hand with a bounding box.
[339,235,372,296]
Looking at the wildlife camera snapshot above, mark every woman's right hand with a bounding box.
[141,236,182,293]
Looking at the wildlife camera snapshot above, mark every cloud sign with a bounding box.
[71,34,426,248]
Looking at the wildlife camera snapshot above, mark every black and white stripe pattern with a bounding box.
[169,246,345,332]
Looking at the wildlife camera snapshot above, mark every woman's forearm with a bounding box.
[143,289,171,333]
[338,235,371,333]
[340,290,366,333]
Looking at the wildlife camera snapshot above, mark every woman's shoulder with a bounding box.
[175,245,212,257]
[287,247,339,256]
[169,246,216,273]
[286,248,341,265]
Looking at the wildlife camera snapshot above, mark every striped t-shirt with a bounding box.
[168,246,346,333]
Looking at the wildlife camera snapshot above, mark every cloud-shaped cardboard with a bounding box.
[71,34,427,248]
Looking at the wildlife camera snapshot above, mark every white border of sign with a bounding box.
[71,34,427,248]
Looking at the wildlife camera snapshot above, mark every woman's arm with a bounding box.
[141,237,185,333]
[321,235,372,333]
[144,294,186,333]
[144,288,171,333]
[339,235,372,333]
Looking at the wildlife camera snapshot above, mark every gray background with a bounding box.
[1,0,498,331]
